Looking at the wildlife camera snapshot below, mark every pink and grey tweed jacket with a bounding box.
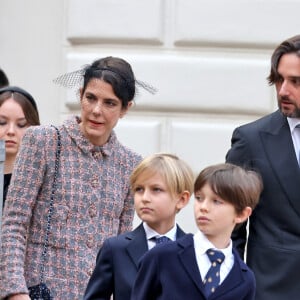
[0,116,142,299]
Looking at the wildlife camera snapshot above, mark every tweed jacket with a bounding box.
[0,116,142,300]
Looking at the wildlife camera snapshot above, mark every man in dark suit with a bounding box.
[226,35,300,300]
[83,153,193,300]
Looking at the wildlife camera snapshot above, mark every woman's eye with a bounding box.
[105,100,117,107]
[85,94,96,101]
[18,123,28,128]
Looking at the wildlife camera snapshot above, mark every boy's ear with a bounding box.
[235,206,252,224]
[176,191,190,212]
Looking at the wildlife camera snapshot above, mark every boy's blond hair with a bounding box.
[130,153,194,198]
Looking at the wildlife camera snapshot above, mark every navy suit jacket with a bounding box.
[226,110,300,300]
[131,234,255,300]
[83,223,186,300]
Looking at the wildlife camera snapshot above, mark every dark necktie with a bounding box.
[203,248,225,296]
[155,236,170,245]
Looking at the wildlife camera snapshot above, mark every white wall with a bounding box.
[1,0,299,232]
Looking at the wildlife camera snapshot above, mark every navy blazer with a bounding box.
[83,223,186,300]
[226,110,300,300]
[131,234,255,300]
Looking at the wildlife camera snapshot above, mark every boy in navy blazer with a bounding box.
[131,163,263,300]
[83,153,194,300]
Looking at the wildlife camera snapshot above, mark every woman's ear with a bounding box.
[120,101,133,118]
[176,191,191,213]
[235,206,252,224]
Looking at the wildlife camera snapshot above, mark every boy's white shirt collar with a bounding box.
[193,230,234,283]
[193,230,233,260]
[143,222,177,241]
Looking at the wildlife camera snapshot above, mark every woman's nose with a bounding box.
[92,101,103,114]
[7,123,16,135]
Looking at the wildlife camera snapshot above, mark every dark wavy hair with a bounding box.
[267,35,300,85]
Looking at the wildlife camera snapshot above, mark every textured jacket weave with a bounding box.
[0,116,142,299]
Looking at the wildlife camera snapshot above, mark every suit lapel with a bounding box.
[176,225,186,239]
[177,235,206,297]
[260,111,300,216]
[211,251,245,298]
[126,224,148,268]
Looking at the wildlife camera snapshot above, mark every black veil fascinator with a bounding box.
[53,57,157,104]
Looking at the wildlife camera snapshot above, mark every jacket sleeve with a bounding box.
[83,239,114,300]
[226,127,252,260]
[0,127,49,298]
[117,153,142,234]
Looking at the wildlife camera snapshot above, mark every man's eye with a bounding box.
[292,78,300,85]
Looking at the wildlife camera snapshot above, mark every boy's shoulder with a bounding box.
[103,223,146,247]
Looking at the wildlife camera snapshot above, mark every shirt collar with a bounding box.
[193,230,232,258]
[143,222,177,241]
[287,117,300,132]
[63,115,117,156]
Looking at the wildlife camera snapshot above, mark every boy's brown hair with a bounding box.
[194,163,263,214]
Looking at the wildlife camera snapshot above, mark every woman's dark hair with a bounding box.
[0,68,9,88]
[0,88,40,125]
[267,35,300,85]
[82,56,136,108]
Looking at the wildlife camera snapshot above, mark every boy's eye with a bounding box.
[213,199,223,205]
[152,187,162,192]
[134,186,144,193]
[194,195,203,202]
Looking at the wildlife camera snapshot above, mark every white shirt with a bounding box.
[143,222,177,250]
[193,231,234,284]
[287,117,300,164]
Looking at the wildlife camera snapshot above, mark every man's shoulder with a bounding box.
[237,110,282,132]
